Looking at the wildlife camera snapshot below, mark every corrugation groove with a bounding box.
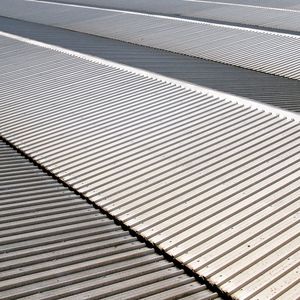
[0,34,299,299]
[0,17,299,113]
[0,140,218,300]
[0,0,300,80]
[38,0,300,33]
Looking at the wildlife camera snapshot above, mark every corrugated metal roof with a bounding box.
[0,32,299,299]
[1,16,300,113]
[1,0,300,80]
[35,0,300,33]
[0,140,219,299]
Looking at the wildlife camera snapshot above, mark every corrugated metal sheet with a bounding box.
[0,32,299,299]
[1,16,300,113]
[0,140,219,299]
[1,0,300,80]
[35,0,300,33]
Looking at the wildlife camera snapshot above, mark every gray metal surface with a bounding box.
[0,140,218,300]
[1,16,299,113]
[36,0,300,33]
[1,0,300,80]
[0,32,299,299]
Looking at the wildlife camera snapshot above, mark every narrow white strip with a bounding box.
[1,30,299,121]
[25,0,300,38]
[184,0,300,13]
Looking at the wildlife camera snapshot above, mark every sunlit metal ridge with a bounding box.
[1,30,299,300]
[1,30,299,122]
[26,0,300,37]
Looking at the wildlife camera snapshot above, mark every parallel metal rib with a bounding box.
[0,33,299,299]
[0,140,218,300]
[0,0,300,80]
[0,16,299,114]
[37,0,300,33]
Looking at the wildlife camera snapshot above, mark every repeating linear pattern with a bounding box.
[0,0,300,80]
[36,0,300,33]
[1,16,300,113]
[0,140,218,300]
[0,34,299,299]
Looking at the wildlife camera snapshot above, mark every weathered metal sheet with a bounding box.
[0,140,218,300]
[0,33,299,299]
[0,0,300,80]
[1,16,300,113]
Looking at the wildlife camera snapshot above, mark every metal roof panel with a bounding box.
[0,16,299,113]
[1,0,300,80]
[0,33,299,299]
[0,140,217,299]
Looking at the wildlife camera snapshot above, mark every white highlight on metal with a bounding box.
[25,0,300,38]
[1,30,298,122]
[1,30,299,300]
[184,0,300,13]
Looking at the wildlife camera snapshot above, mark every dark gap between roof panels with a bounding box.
[33,0,300,36]
[0,136,227,299]
[0,16,299,113]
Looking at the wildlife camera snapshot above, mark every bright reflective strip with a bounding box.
[184,0,300,13]
[0,32,299,299]
[1,0,300,80]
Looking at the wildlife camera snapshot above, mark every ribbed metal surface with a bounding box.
[1,16,300,113]
[38,0,300,33]
[1,0,300,80]
[1,33,299,299]
[0,140,218,300]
